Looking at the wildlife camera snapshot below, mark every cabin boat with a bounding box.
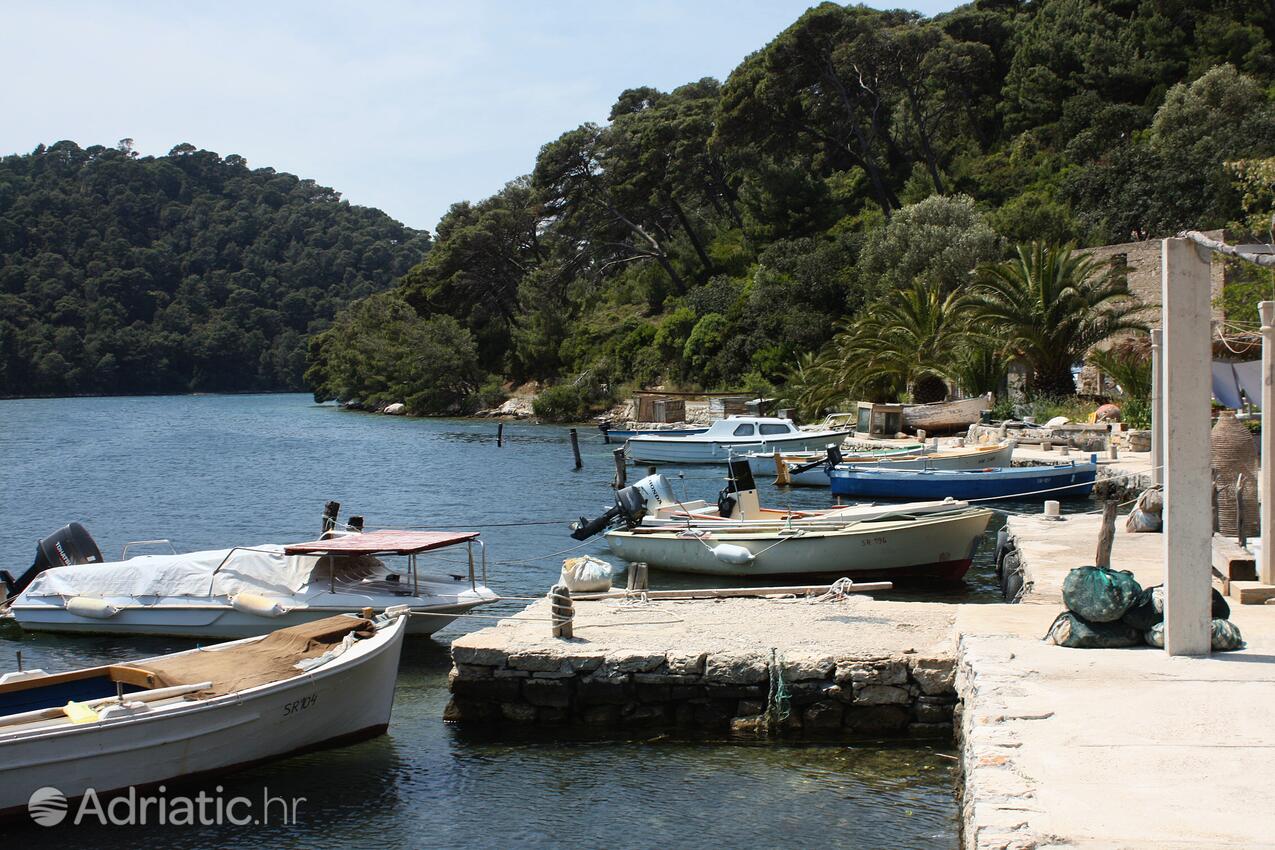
[571,460,991,580]
[623,416,851,464]
[830,458,1098,501]
[0,610,407,818]
[602,425,709,439]
[750,441,1015,487]
[902,394,993,434]
[5,526,497,639]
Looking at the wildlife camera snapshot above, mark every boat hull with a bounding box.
[781,443,1015,487]
[625,429,852,464]
[606,510,991,579]
[0,616,406,815]
[902,396,992,434]
[605,427,709,439]
[9,596,490,639]
[829,464,1097,501]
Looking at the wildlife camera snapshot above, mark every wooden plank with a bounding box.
[1095,501,1118,568]
[573,582,892,601]
[1211,535,1257,582]
[1227,581,1275,605]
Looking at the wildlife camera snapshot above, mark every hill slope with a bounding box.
[0,141,430,396]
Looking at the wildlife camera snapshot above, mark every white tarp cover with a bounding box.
[1212,360,1262,410]
[21,545,322,600]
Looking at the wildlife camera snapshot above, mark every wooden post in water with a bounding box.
[321,501,340,534]
[599,422,611,445]
[613,448,627,489]
[569,428,583,469]
[348,515,364,533]
[1095,500,1118,568]
[497,422,504,448]
[550,584,573,638]
[773,448,791,487]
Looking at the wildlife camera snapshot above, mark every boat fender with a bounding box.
[230,592,288,617]
[65,596,120,619]
[710,544,755,565]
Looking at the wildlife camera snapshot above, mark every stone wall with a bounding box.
[1084,230,1227,321]
[447,644,958,738]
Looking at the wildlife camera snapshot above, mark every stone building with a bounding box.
[1083,229,1228,321]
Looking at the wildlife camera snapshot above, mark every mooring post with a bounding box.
[1259,301,1274,583]
[321,501,340,534]
[569,428,583,469]
[497,422,504,448]
[1237,473,1248,548]
[599,422,611,445]
[550,584,573,638]
[1161,237,1213,656]
[613,447,627,489]
[348,515,364,533]
[1095,500,1118,568]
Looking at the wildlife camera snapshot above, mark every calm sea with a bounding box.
[0,393,975,847]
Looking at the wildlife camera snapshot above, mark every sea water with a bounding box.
[0,394,972,847]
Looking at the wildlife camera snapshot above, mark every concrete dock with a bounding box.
[959,512,1275,849]
[447,505,1275,849]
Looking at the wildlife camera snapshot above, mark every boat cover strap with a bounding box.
[144,615,374,696]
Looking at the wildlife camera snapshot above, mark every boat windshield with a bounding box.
[759,423,792,435]
[732,424,755,436]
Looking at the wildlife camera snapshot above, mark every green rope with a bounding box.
[766,647,792,733]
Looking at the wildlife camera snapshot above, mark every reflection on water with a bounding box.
[0,394,970,847]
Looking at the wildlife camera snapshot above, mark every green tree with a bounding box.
[971,243,1146,396]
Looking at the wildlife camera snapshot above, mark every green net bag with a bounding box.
[1062,566,1142,622]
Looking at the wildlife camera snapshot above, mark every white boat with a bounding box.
[902,394,993,434]
[5,526,497,638]
[605,509,992,579]
[0,609,407,818]
[624,416,851,464]
[610,465,975,530]
[754,441,1015,487]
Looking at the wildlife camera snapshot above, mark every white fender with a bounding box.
[65,596,120,619]
[710,544,755,565]
[230,592,288,617]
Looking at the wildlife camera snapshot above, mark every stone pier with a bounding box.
[447,595,959,738]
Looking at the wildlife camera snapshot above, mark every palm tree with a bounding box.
[970,243,1146,397]
[785,280,977,415]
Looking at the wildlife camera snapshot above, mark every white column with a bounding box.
[1260,302,1275,583]
[1161,238,1213,656]
[1150,328,1163,487]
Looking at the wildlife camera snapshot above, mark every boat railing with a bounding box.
[121,539,179,559]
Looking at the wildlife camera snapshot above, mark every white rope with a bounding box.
[1178,230,1275,268]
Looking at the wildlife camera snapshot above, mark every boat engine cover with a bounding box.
[2,522,104,599]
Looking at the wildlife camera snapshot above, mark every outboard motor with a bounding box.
[788,443,842,478]
[570,484,649,540]
[717,458,760,519]
[2,522,104,599]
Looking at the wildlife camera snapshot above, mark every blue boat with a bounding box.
[829,458,1098,501]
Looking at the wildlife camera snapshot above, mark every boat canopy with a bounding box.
[21,546,322,599]
[284,530,479,556]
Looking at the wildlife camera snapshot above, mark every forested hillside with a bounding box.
[308,0,1275,417]
[0,141,429,396]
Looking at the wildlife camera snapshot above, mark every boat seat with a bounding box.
[144,615,374,697]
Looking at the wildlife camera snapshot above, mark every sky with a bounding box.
[1,1,962,233]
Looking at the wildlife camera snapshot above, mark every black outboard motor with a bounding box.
[570,485,648,540]
[717,457,758,517]
[788,443,843,477]
[1,522,103,599]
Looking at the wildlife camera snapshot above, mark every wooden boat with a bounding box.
[0,610,407,818]
[6,527,497,638]
[604,508,993,579]
[830,458,1098,501]
[754,441,1015,487]
[624,416,851,464]
[902,394,993,434]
